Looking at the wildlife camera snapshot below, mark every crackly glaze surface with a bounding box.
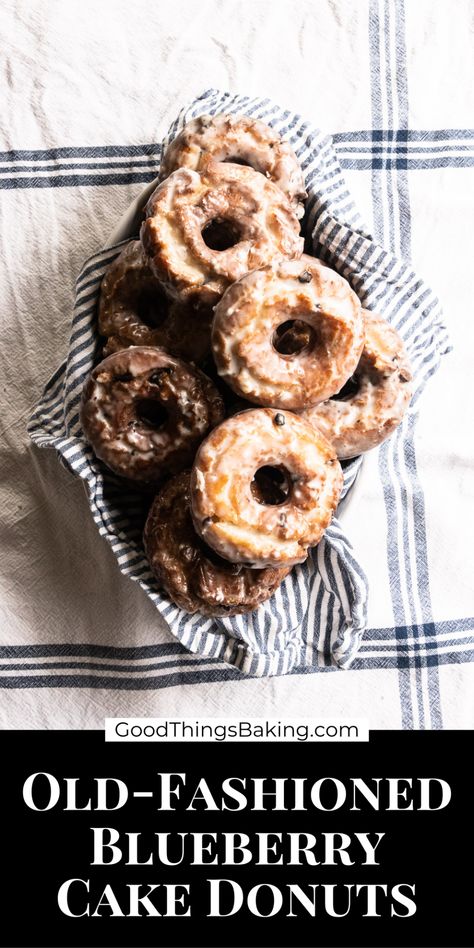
[144,472,291,616]
[140,157,303,305]
[191,408,343,568]
[160,113,307,217]
[98,240,212,363]
[302,309,413,457]
[212,255,364,410]
[80,347,224,485]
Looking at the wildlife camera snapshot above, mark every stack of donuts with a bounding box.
[81,114,412,617]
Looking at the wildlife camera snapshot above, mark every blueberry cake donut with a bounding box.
[80,346,224,485]
[191,408,343,568]
[160,114,307,217]
[99,240,212,363]
[144,472,291,616]
[140,157,303,304]
[302,310,413,457]
[212,255,364,409]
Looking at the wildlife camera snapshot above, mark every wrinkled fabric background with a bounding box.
[1,0,473,728]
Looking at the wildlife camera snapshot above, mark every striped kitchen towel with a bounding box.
[27,88,449,678]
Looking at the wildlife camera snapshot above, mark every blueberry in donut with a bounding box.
[80,346,224,485]
[212,255,364,410]
[191,408,343,568]
[144,472,291,616]
[98,240,212,364]
[140,157,304,305]
[160,113,307,218]
[302,309,413,458]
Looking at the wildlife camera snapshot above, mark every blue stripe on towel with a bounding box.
[0,131,472,193]
[1,618,473,688]
[369,0,444,728]
[1,644,473,691]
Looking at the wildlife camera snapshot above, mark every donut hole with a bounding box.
[251,465,291,506]
[222,156,253,168]
[135,285,168,329]
[202,218,242,251]
[331,374,360,401]
[136,399,168,430]
[273,319,316,356]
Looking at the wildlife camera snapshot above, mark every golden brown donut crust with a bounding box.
[140,157,304,305]
[212,255,364,410]
[191,408,343,568]
[98,240,212,364]
[144,472,291,616]
[302,310,413,458]
[160,114,307,218]
[80,347,224,485]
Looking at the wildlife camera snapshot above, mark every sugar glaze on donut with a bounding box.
[98,240,212,363]
[191,408,343,568]
[80,347,224,485]
[144,472,291,616]
[212,255,364,410]
[160,113,307,218]
[302,310,413,457]
[140,157,303,305]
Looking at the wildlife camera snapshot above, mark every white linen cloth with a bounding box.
[1,0,473,728]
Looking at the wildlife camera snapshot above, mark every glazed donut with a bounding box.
[98,240,212,363]
[80,347,224,485]
[144,472,291,616]
[212,255,364,410]
[191,408,343,568]
[302,310,413,458]
[160,114,307,218]
[140,157,304,305]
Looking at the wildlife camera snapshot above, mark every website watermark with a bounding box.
[105,717,369,742]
